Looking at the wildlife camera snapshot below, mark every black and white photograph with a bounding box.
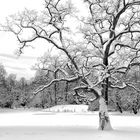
[0,0,140,139]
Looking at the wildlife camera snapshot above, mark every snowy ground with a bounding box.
[0,106,140,140]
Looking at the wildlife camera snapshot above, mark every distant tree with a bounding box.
[6,74,16,91]
[0,65,17,108]
[33,52,69,105]
[19,77,27,90]
[0,63,7,86]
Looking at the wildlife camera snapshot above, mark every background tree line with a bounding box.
[0,52,140,115]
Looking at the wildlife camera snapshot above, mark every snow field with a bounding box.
[0,105,140,140]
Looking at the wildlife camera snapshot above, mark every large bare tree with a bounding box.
[1,0,140,130]
[80,0,140,130]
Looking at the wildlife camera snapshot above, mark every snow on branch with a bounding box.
[127,83,140,92]
[115,30,140,39]
[110,61,140,76]
[110,82,127,89]
[42,67,69,77]
[33,75,82,95]
[74,85,100,101]
[110,82,140,92]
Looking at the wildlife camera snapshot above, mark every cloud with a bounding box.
[0,53,37,60]
[6,65,27,71]
[0,53,37,78]
[0,53,17,59]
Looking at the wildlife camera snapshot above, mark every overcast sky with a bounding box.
[0,0,88,80]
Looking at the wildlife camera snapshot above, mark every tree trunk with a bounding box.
[99,44,112,130]
[116,102,123,113]
[86,78,112,130]
[98,96,112,130]
[54,72,57,105]
[65,81,68,102]
[54,83,57,105]
[102,78,109,105]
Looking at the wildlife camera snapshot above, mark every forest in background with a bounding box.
[0,52,140,115]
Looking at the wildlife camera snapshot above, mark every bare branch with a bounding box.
[110,82,140,92]
[33,75,82,95]
[74,85,100,100]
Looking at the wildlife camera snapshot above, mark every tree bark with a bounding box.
[99,39,111,130]
[103,48,109,105]
[65,81,68,102]
[102,79,109,105]
[98,96,112,130]
[54,72,57,105]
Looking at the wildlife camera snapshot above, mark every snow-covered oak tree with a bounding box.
[81,0,140,130]
[1,0,140,130]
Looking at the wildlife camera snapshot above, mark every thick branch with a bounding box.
[110,82,140,92]
[74,86,100,101]
[33,75,82,95]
